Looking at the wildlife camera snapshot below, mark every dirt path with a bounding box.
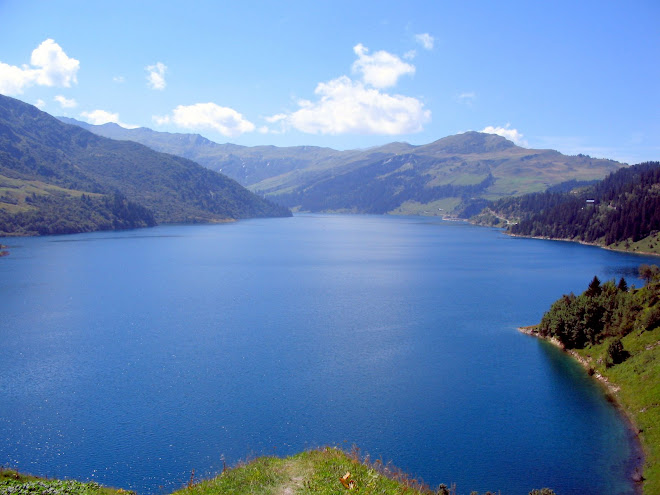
[275,458,312,495]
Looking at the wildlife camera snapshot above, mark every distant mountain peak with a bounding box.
[421,131,517,155]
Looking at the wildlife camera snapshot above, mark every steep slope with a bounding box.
[59,117,356,186]
[0,95,290,235]
[62,118,623,216]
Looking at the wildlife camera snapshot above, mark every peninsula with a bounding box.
[520,267,660,495]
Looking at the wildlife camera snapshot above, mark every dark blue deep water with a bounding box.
[0,215,654,494]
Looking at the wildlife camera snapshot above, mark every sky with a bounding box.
[0,0,658,164]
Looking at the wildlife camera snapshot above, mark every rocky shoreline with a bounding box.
[518,325,645,490]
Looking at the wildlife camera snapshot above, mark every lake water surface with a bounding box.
[0,215,654,494]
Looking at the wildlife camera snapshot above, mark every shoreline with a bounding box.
[518,325,646,493]
[506,232,660,258]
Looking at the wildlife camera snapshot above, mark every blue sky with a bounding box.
[0,0,658,163]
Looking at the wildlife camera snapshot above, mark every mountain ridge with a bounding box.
[0,95,290,236]
[60,117,624,217]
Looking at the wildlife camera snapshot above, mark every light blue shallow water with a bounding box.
[0,214,653,494]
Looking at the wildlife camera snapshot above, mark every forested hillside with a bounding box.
[538,269,659,350]
[475,162,660,253]
[0,95,290,236]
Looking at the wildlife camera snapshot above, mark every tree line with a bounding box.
[538,265,660,365]
[0,192,156,236]
[478,162,660,246]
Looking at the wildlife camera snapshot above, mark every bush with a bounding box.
[643,305,660,331]
[606,338,629,367]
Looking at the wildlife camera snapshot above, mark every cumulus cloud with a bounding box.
[80,109,120,125]
[269,44,429,136]
[54,95,77,108]
[481,124,527,146]
[154,102,255,137]
[280,76,430,135]
[352,43,415,89]
[35,99,46,109]
[0,62,37,95]
[80,109,137,128]
[146,62,167,90]
[0,39,79,95]
[415,33,435,50]
[113,75,125,83]
[31,39,80,87]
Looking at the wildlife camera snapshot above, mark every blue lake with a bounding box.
[0,214,654,494]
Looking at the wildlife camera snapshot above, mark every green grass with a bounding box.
[390,197,462,216]
[571,327,660,495]
[4,448,527,495]
[0,173,102,215]
[175,448,449,495]
[0,467,128,495]
[609,233,660,256]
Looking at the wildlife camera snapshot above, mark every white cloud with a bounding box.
[54,95,77,108]
[481,124,527,146]
[113,76,125,83]
[152,114,170,126]
[0,39,79,95]
[146,62,167,90]
[352,44,415,89]
[267,44,429,136]
[281,76,430,135]
[80,109,137,128]
[35,99,46,109]
[81,109,120,125]
[0,62,38,95]
[403,50,417,60]
[264,113,287,124]
[415,33,435,50]
[154,102,255,137]
[457,92,476,105]
[31,39,80,87]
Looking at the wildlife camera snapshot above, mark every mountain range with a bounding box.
[0,95,290,236]
[60,117,624,216]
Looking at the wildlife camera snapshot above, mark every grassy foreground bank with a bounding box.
[0,468,124,495]
[1,448,558,495]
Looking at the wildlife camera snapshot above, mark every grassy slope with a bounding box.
[0,172,102,214]
[4,448,538,495]
[174,448,493,495]
[0,468,125,495]
[608,232,660,257]
[572,327,660,495]
[178,448,420,495]
[0,449,454,495]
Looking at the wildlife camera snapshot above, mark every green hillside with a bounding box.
[0,95,290,236]
[474,161,660,255]
[60,119,623,217]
